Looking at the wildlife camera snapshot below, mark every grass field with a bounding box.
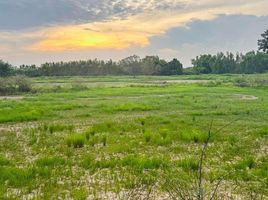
[0,74,268,199]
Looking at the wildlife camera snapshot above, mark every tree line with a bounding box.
[0,56,183,77]
[192,30,268,74]
[192,51,268,74]
[1,30,268,77]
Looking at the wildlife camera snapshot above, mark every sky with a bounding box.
[0,0,268,67]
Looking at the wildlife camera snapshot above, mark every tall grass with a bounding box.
[66,134,85,148]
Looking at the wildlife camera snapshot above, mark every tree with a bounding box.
[161,59,183,75]
[192,54,214,74]
[258,30,268,53]
[0,60,14,77]
[119,55,142,75]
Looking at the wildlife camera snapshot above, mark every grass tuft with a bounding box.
[66,134,85,148]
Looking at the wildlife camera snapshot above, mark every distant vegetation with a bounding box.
[0,56,183,77]
[192,51,268,74]
[0,76,32,95]
[0,30,268,77]
[192,29,268,74]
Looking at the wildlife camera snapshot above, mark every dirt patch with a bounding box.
[0,96,24,100]
[153,80,209,84]
[233,94,258,100]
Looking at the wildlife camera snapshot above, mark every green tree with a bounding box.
[258,30,268,53]
[0,60,14,77]
[161,59,183,75]
[192,55,214,74]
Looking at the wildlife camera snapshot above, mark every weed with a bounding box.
[258,127,268,137]
[236,157,256,170]
[88,136,98,147]
[81,155,95,169]
[159,129,168,139]
[177,157,199,171]
[144,131,152,143]
[179,130,209,143]
[36,156,66,167]
[0,156,11,166]
[28,133,37,145]
[0,167,35,187]
[72,187,88,200]
[101,134,107,146]
[48,124,74,134]
[66,134,85,148]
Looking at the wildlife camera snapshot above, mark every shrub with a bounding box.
[16,76,32,92]
[233,78,250,87]
[71,81,88,91]
[0,76,32,95]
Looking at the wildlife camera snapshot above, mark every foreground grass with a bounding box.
[0,75,268,199]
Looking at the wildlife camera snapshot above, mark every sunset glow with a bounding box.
[1,0,268,65]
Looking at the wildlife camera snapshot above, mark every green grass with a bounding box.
[66,133,86,148]
[0,156,11,166]
[0,74,268,199]
[36,156,66,167]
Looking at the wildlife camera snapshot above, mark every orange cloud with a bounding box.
[31,26,150,51]
[26,0,268,52]
[30,10,216,51]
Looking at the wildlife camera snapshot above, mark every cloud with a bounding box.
[1,0,268,65]
[147,14,268,66]
[1,0,268,31]
[0,0,185,30]
[28,9,217,51]
[26,0,268,52]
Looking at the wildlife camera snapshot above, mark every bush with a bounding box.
[16,76,32,92]
[0,76,32,95]
[233,76,268,87]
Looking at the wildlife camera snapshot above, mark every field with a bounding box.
[0,74,268,199]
